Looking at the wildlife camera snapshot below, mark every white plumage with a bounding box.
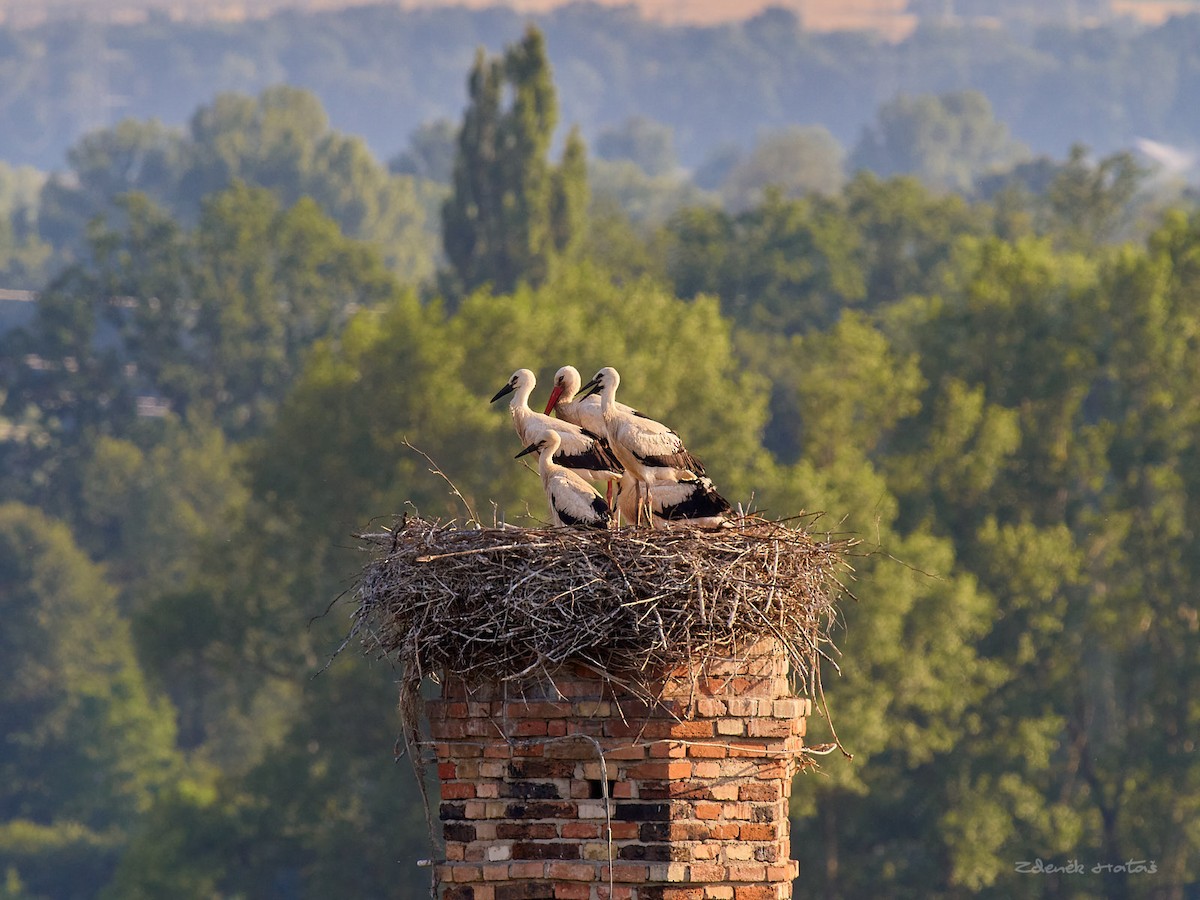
[517,430,611,529]
[580,366,730,526]
[543,365,638,437]
[490,368,621,484]
[579,366,706,485]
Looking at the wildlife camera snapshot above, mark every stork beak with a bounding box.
[579,376,600,399]
[490,382,516,403]
[515,442,540,459]
[543,384,564,415]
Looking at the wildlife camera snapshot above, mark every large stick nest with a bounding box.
[350,514,853,700]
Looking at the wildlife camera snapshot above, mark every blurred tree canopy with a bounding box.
[442,27,589,297]
[850,90,1029,193]
[36,86,438,284]
[2,5,1200,179]
[0,24,1197,900]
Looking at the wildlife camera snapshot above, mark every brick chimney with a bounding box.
[427,637,808,900]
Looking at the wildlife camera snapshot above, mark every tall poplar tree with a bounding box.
[442,26,588,296]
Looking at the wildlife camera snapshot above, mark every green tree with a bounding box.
[442,27,589,297]
[719,126,845,212]
[844,171,988,309]
[1043,144,1145,251]
[667,190,865,335]
[850,90,1029,193]
[37,88,437,284]
[594,115,678,177]
[0,161,50,287]
[0,503,179,898]
[389,118,458,185]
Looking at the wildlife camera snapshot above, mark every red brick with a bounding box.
[482,863,509,881]
[685,863,725,881]
[561,822,601,839]
[648,741,688,758]
[508,862,546,879]
[694,698,727,717]
[442,782,477,800]
[726,864,768,881]
[604,720,645,739]
[725,742,770,758]
[505,701,574,719]
[694,801,722,820]
[609,822,639,840]
[451,863,484,882]
[602,745,645,761]
[739,823,777,841]
[545,861,596,881]
[439,762,458,779]
[753,762,790,781]
[627,761,691,780]
[554,886,592,899]
[733,887,775,900]
[602,864,650,883]
[746,719,792,739]
[430,719,468,739]
[545,742,601,760]
[685,743,728,759]
[738,784,778,802]
[666,720,716,739]
[770,699,803,719]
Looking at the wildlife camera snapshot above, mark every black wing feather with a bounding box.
[658,478,730,520]
[635,447,706,477]
[553,494,610,529]
[554,441,622,474]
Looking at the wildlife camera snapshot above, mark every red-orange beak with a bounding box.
[543,384,564,416]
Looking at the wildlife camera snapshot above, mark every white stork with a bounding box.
[543,364,634,505]
[580,366,729,525]
[490,368,621,485]
[616,472,731,529]
[543,365,638,436]
[517,430,611,529]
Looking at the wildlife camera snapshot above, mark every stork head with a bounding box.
[580,366,619,400]
[543,365,581,414]
[491,368,535,404]
[515,429,560,459]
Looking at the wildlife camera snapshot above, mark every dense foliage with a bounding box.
[0,23,1197,900]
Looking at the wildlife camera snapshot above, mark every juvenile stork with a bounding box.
[490,368,621,485]
[580,366,729,525]
[543,364,634,505]
[543,365,638,436]
[517,431,611,529]
[616,472,731,529]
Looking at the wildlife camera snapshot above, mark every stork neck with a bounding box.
[511,379,535,411]
[598,383,618,415]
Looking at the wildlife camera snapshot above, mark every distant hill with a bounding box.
[0,3,1198,173]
